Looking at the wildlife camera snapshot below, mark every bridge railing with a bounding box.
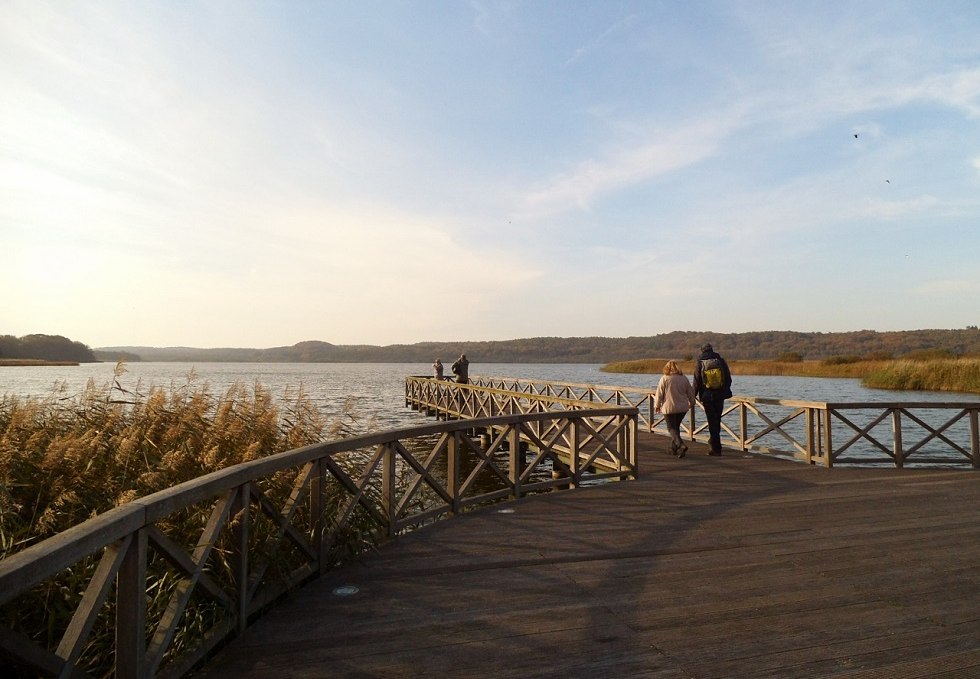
[409,376,980,469]
[0,407,637,679]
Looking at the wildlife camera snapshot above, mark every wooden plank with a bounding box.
[198,434,980,678]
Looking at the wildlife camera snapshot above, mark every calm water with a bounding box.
[3,361,977,408]
[3,363,977,462]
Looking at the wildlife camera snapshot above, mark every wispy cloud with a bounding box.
[861,195,941,220]
[562,14,640,68]
[915,279,980,295]
[516,117,736,219]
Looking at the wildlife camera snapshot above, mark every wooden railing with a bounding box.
[737,398,980,468]
[410,376,980,469]
[0,407,637,679]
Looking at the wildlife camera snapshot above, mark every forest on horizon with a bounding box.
[88,328,980,364]
[4,329,980,365]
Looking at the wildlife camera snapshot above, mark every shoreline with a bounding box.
[601,358,980,395]
[0,359,80,367]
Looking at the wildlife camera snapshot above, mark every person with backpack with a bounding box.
[693,343,733,456]
[654,360,696,457]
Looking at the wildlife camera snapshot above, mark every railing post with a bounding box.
[823,408,834,468]
[382,443,397,537]
[805,407,815,465]
[115,529,147,679]
[739,401,747,452]
[971,407,980,469]
[569,415,581,486]
[448,432,461,514]
[509,423,523,498]
[628,413,638,477]
[313,461,329,575]
[231,483,250,629]
[892,409,904,469]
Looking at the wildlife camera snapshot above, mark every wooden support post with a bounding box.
[509,424,523,499]
[805,407,815,465]
[570,417,581,487]
[231,483,250,629]
[971,408,980,469]
[448,432,461,514]
[823,408,834,468]
[628,414,638,477]
[381,443,397,537]
[739,401,747,452]
[892,409,904,469]
[115,529,147,679]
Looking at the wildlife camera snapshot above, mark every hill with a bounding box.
[94,329,980,364]
[0,334,97,363]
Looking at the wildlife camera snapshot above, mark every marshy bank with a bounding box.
[602,356,980,395]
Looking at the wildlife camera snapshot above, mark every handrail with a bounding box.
[409,375,980,469]
[0,407,637,678]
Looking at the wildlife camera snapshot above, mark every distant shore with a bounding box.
[601,358,980,394]
[0,359,80,367]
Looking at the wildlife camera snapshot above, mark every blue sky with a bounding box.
[2,1,979,349]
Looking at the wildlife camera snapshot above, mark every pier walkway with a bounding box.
[200,431,980,678]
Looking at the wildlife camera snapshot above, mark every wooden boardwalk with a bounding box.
[198,431,980,678]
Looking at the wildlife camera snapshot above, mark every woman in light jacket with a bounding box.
[654,360,696,457]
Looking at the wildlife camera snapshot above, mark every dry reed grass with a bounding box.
[0,362,352,558]
[0,363,371,676]
[601,357,980,393]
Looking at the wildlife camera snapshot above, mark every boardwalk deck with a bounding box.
[198,432,980,678]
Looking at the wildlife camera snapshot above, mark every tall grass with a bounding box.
[601,357,980,394]
[863,359,980,393]
[0,363,371,677]
[0,362,355,559]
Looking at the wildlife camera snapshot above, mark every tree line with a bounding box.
[90,328,980,364]
[0,334,97,363]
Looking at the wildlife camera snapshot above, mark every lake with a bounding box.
[3,362,978,464]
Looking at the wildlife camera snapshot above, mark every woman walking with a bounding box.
[654,360,696,457]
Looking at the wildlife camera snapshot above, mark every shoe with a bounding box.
[708,450,722,456]
[678,445,687,458]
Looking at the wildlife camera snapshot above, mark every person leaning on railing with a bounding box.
[451,353,469,384]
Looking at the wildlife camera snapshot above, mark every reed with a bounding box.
[0,363,369,677]
[0,363,357,558]
[601,357,980,394]
[863,358,980,393]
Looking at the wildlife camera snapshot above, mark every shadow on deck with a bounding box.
[197,432,980,678]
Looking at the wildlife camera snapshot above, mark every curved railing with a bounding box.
[408,376,980,468]
[0,407,637,678]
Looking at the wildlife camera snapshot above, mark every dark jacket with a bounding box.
[693,350,733,402]
[451,357,469,383]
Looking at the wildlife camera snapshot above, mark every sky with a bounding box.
[2,1,980,349]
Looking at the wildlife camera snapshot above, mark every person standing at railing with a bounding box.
[433,358,444,380]
[452,353,469,384]
[693,343,733,456]
[654,360,696,457]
